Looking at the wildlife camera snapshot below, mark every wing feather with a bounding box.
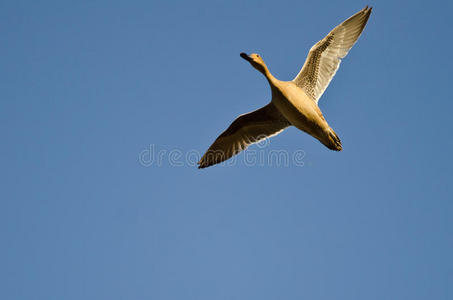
[198,103,290,169]
[293,6,372,103]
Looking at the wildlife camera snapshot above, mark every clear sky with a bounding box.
[1,1,452,299]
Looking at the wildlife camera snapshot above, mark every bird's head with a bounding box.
[240,52,267,74]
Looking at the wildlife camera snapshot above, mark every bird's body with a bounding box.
[269,79,341,151]
[198,6,372,168]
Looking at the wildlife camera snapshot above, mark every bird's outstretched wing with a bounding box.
[198,103,290,169]
[293,6,372,103]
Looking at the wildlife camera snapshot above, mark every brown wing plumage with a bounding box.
[198,103,290,169]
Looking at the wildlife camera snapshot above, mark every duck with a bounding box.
[198,6,372,169]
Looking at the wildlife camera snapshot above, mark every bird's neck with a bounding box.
[260,65,277,87]
[253,62,279,88]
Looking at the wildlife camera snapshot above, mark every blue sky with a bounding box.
[1,1,452,299]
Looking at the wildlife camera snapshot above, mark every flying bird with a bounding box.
[198,6,372,168]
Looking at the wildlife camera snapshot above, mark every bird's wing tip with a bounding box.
[197,162,208,169]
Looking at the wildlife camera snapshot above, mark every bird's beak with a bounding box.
[240,52,251,62]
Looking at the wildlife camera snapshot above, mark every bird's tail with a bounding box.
[325,129,342,151]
